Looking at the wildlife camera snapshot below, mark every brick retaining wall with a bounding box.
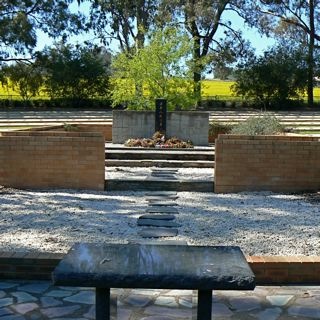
[215,134,320,193]
[0,253,319,284]
[0,131,105,190]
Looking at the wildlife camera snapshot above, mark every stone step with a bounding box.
[105,179,214,192]
[105,159,215,168]
[105,150,214,161]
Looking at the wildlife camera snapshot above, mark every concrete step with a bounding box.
[105,159,214,168]
[105,179,214,192]
[105,149,214,161]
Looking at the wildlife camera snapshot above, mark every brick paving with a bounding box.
[0,280,320,319]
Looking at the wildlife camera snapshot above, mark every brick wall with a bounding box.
[0,131,105,190]
[247,256,320,284]
[215,134,320,193]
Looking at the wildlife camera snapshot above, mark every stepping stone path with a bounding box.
[139,214,176,220]
[137,219,180,228]
[148,168,178,181]
[138,169,182,240]
[139,227,179,238]
[146,206,179,214]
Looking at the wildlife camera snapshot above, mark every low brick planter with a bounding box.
[0,131,105,190]
[215,134,320,193]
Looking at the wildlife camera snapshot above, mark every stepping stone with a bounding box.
[151,172,176,176]
[146,206,179,214]
[146,195,178,201]
[131,240,188,245]
[149,202,177,206]
[145,191,177,196]
[139,227,178,238]
[152,169,178,173]
[147,198,177,203]
[149,175,177,180]
[140,214,176,220]
[137,218,180,228]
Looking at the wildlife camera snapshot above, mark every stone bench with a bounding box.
[52,243,255,320]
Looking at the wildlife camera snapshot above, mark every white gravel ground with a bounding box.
[0,186,319,256]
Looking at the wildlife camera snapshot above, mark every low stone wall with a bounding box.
[0,131,105,190]
[215,134,320,193]
[112,110,209,145]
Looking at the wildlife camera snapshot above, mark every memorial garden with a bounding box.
[1,1,320,319]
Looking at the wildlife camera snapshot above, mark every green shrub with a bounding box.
[230,114,285,135]
[209,121,233,136]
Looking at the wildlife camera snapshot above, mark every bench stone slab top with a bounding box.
[52,243,255,291]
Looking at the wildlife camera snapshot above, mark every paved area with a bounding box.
[1,280,320,319]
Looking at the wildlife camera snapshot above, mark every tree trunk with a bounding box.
[193,31,202,108]
[307,0,315,107]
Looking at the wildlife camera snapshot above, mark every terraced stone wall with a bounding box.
[215,134,320,193]
[112,110,209,145]
[0,131,105,190]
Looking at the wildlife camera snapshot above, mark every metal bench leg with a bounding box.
[96,288,110,320]
[197,290,212,320]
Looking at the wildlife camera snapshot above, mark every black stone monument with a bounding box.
[155,98,167,134]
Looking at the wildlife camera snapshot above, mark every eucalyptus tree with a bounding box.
[159,0,250,104]
[37,43,111,100]
[0,62,43,101]
[232,44,308,108]
[240,0,320,106]
[89,0,160,53]
[0,0,86,63]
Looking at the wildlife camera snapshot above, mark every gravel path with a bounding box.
[0,186,319,256]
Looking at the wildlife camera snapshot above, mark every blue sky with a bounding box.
[36,2,275,56]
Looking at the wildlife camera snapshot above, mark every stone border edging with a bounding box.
[1,252,320,285]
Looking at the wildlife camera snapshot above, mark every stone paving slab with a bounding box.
[145,196,179,201]
[137,218,180,228]
[146,206,179,214]
[139,214,176,220]
[138,227,179,238]
[146,199,178,205]
[1,280,320,319]
[145,192,178,196]
[151,172,178,175]
[148,202,178,207]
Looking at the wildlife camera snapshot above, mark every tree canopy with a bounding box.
[36,43,111,100]
[0,0,86,62]
[111,27,196,110]
[241,0,320,106]
[232,44,308,107]
[1,0,320,108]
